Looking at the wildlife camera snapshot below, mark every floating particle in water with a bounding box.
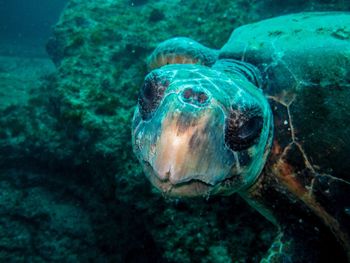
[344,207,350,216]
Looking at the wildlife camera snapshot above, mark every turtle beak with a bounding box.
[153,114,210,185]
[146,112,216,197]
[133,94,236,197]
[150,109,231,189]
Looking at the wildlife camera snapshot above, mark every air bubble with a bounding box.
[344,208,350,216]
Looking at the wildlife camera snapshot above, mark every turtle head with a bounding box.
[132,63,273,197]
[132,38,273,197]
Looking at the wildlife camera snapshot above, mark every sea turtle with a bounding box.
[132,12,350,262]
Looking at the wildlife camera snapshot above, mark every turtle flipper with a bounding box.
[261,233,293,263]
[147,37,218,70]
[310,173,350,257]
[263,230,328,263]
[261,223,349,263]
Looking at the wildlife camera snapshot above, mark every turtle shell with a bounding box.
[220,12,350,256]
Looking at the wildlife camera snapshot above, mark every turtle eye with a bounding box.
[225,106,263,151]
[138,72,169,120]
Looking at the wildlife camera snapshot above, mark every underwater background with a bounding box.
[0,0,350,262]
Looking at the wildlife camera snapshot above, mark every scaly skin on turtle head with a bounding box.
[132,63,273,197]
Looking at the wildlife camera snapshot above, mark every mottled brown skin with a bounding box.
[147,37,218,70]
[149,54,199,70]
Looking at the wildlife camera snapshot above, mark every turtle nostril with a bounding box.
[197,92,209,104]
[181,88,210,106]
[182,88,194,100]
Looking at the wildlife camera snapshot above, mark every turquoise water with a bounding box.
[0,1,349,262]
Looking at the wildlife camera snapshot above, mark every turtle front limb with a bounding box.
[261,233,292,263]
[261,229,349,263]
[147,37,218,70]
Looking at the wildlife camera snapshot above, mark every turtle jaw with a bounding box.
[142,159,254,198]
[143,160,214,197]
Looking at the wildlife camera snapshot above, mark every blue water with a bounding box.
[0,0,67,57]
